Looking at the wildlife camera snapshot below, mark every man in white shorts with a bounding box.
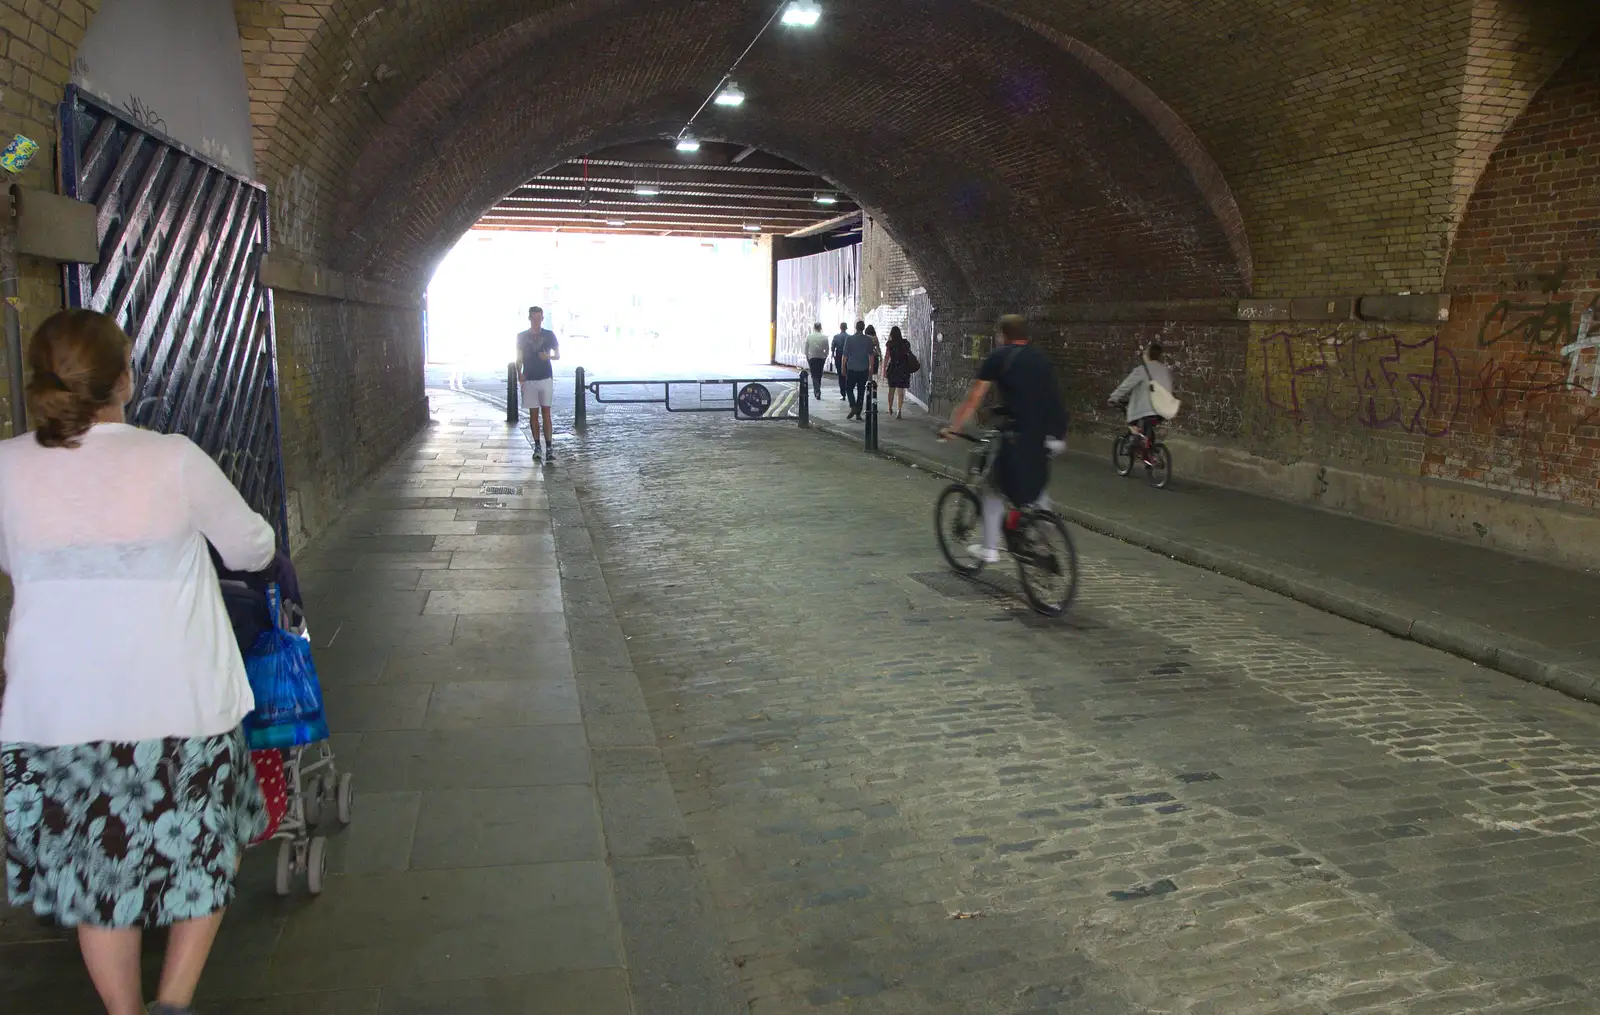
[516,305,560,457]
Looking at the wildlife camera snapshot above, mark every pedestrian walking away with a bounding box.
[831,322,850,401]
[0,309,278,1015]
[882,325,919,418]
[843,320,875,419]
[517,305,561,458]
[805,322,830,400]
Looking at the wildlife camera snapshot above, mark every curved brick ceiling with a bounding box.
[237,0,1600,303]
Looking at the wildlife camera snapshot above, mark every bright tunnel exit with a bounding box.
[425,230,773,380]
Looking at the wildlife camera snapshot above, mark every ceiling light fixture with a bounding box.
[781,1,821,27]
[607,220,627,227]
[634,186,660,197]
[714,81,746,107]
[675,137,701,152]
[814,193,838,205]
[743,223,763,232]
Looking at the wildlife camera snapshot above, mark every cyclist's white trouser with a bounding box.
[981,490,1052,552]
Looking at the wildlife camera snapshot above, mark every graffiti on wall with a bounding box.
[775,244,859,368]
[1257,326,1463,437]
[1474,271,1600,402]
[1470,280,1600,429]
[1250,283,1600,502]
[862,288,934,405]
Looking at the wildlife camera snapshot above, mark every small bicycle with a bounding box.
[933,430,1079,616]
[1112,419,1173,489]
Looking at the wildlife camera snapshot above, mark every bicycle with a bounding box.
[933,430,1079,616]
[1111,417,1173,489]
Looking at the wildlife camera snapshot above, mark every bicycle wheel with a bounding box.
[1013,511,1079,616]
[1112,434,1135,476]
[935,484,987,575]
[1147,444,1173,489]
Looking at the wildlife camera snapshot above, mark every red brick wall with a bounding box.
[273,294,429,545]
[930,315,1247,439]
[1428,36,1600,505]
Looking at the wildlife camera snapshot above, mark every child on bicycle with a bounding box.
[939,315,1069,563]
[1108,342,1175,454]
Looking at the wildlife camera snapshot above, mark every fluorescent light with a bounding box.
[781,1,820,26]
[606,220,627,227]
[814,193,838,205]
[634,186,659,197]
[675,137,701,152]
[743,223,762,232]
[714,81,745,107]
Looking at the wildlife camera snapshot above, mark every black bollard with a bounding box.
[506,362,518,424]
[798,369,810,429]
[574,366,587,430]
[866,380,879,451]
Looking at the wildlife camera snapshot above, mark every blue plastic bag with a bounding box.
[242,584,329,749]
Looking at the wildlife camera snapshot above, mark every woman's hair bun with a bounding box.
[25,310,132,449]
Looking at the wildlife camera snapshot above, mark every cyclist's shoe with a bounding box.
[966,543,1001,564]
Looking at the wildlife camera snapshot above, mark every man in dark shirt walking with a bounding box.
[843,320,875,420]
[831,323,850,401]
[516,306,561,458]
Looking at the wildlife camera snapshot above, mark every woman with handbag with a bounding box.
[0,310,276,1015]
[882,326,919,419]
[1108,341,1180,451]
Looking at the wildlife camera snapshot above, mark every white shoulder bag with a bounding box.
[1143,363,1181,420]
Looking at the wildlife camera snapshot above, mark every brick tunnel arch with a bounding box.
[264,0,1252,316]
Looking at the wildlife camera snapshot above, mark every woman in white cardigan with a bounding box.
[0,310,275,1015]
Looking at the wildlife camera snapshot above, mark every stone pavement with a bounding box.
[560,396,1600,1013]
[807,387,1600,705]
[11,379,1600,1013]
[0,388,738,1015]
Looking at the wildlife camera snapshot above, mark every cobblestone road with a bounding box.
[559,407,1600,1015]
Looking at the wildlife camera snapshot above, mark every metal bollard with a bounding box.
[797,369,810,429]
[574,366,587,430]
[865,379,879,452]
[506,362,518,424]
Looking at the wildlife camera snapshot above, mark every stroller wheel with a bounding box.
[274,840,294,897]
[336,773,355,826]
[304,776,326,826]
[306,837,328,896]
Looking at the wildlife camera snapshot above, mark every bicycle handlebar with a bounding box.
[938,429,992,444]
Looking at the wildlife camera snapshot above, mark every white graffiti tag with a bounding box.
[1562,306,1600,397]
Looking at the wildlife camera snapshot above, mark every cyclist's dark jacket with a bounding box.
[977,343,1068,506]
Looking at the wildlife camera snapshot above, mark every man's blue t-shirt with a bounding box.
[518,328,558,381]
[844,332,875,372]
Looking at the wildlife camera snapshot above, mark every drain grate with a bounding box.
[482,485,523,495]
[909,569,1020,601]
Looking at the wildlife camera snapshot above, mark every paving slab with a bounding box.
[422,679,582,727]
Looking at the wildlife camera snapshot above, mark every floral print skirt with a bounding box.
[3,729,266,929]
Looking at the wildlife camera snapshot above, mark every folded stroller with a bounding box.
[213,545,352,897]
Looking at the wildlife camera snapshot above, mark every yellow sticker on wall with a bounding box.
[1,135,40,173]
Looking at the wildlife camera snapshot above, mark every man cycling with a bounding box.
[940,315,1069,562]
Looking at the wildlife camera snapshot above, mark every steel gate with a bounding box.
[57,86,289,544]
